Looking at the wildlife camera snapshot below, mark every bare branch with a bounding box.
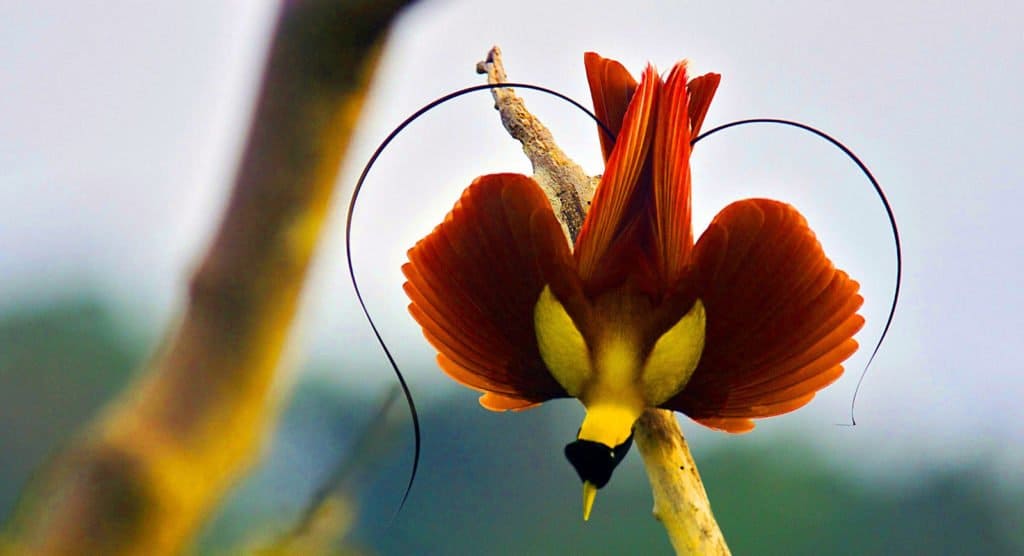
[476,46,595,241]
[476,46,730,556]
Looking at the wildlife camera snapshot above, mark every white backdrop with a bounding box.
[1,1,1020,481]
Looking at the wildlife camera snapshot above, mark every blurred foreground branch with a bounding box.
[477,46,729,555]
[3,1,410,554]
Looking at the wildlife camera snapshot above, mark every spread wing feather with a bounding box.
[403,173,571,408]
[664,199,864,432]
[584,52,639,161]
[574,64,659,284]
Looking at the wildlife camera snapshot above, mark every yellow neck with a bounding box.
[578,401,643,447]
[578,330,646,446]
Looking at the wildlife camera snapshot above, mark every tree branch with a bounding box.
[3,2,411,554]
[635,410,730,555]
[476,46,730,556]
[476,46,596,241]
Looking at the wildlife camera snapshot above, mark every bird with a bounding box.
[401,51,864,520]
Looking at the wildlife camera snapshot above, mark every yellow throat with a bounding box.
[535,284,706,519]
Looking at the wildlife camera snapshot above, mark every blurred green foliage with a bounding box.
[1,295,1020,554]
[0,295,144,519]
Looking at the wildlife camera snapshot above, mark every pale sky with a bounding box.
[1,1,1022,477]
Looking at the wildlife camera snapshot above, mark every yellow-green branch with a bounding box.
[2,2,410,554]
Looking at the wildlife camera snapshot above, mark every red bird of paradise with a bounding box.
[402,52,864,519]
